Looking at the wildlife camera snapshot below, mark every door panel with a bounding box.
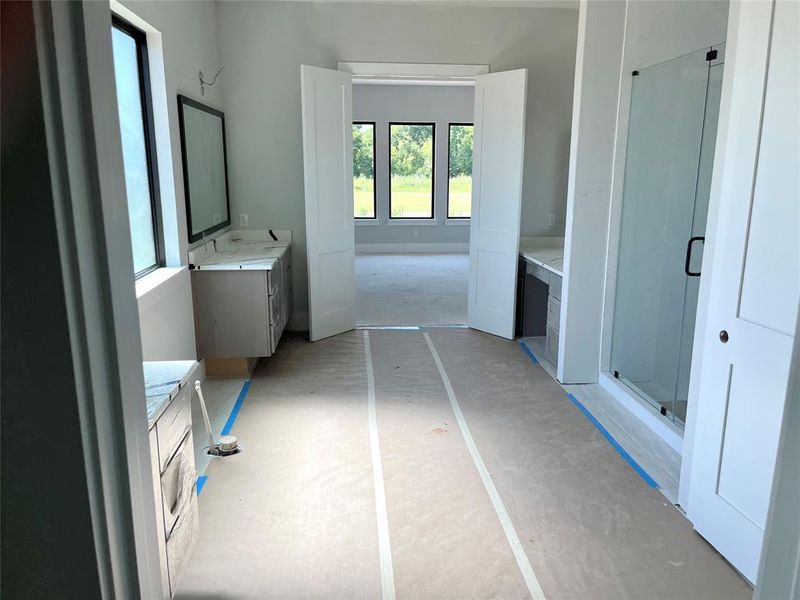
[468,69,527,339]
[688,0,799,583]
[301,65,355,341]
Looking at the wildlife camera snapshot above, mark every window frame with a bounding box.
[352,121,377,220]
[111,15,165,279]
[446,122,474,220]
[388,121,436,220]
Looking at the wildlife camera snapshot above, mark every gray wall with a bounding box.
[217,2,579,328]
[353,84,473,251]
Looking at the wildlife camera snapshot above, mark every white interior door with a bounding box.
[688,0,799,584]
[301,65,355,342]
[468,69,527,339]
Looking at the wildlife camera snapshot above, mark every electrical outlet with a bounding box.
[240,213,249,227]
[547,213,556,226]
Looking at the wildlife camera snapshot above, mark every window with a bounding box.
[353,122,376,219]
[111,16,163,277]
[447,124,474,218]
[389,123,435,219]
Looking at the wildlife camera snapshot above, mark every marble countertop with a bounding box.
[519,236,565,277]
[192,240,289,271]
[144,360,198,429]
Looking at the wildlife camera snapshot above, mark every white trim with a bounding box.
[356,242,469,254]
[355,218,383,226]
[339,61,488,85]
[445,218,471,226]
[598,372,684,454]
[424,333,546,600]
[362,332,397,600]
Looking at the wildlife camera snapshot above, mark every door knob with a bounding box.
[719,330,729,343]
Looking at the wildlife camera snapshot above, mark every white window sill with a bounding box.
[355,219,382,226]
[445,218,471,226]
[387,219,439,226]
[135,266,187,312]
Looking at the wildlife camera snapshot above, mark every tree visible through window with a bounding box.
[390,123,434,219]
[448,124,474,218]
[353,122,375,218]
[111,17,162,277]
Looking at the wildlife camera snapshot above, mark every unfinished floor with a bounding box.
[177,329,750,599]
[356,254,468,326]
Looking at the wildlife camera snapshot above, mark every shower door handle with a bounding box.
[684,236,705,277]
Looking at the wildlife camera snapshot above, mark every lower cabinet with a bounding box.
[149,385,198,598]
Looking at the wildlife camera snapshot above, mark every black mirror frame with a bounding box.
[177,94,232,243]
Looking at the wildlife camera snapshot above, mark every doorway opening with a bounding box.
[351,88,474,327]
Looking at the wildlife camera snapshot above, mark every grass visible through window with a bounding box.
[448,124,473,218]
[353,123,375,218]
[390,124,434,218]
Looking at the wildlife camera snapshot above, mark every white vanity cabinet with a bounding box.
[145,361,199,599]
[192,247,291,359]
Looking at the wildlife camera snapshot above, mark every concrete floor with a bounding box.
[177,329,750,599]
[356,254,468,326]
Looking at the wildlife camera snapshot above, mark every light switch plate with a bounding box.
[240,213,249,226]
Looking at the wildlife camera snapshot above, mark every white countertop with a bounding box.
[189,229,291,271]
[144,360,198,429]
[519,236,565,277]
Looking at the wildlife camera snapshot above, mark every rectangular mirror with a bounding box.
[178,95,231,243]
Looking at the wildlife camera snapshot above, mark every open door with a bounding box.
[687,0,799,583]
[468,69,527,339]
[301,65,355,341]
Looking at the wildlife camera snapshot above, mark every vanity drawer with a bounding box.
[156,386,192,474]
[161,430,196,541]
[548,273,562,300]
[547,295,561,332]
[167,494,199,596]
[546,325,560,365]
[267,258,282,295]
[526,261,549,284]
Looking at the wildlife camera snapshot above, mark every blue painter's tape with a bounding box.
[196,475,208,496]
[565,393,660,488]
[221,379,251,436]
[518,340,539,365]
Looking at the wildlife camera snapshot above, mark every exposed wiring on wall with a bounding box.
[199,66,224,96]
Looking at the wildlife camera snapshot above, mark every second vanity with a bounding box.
[517,237,564,369]
[189,230,292,372]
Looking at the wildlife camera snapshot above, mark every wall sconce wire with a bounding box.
[199,66,224,97]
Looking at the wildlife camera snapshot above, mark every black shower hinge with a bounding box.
[660,406,668,416]
[706,49,718,62]
[613,370,620,379]
[631,70,639,77]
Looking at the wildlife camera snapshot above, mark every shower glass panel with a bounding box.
[610,47,723,426]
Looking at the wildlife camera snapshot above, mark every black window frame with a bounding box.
[177,95,232,243]
[352,121,377,220]
[446,122,474,220]
[388,122,436,220]
[112,15,165,279]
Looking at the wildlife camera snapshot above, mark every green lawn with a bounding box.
[353,175,471,218]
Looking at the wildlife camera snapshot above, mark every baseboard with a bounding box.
[356,242,469,254]
[598,372,684,454]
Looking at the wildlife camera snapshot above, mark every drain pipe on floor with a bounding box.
[195,380,241,456]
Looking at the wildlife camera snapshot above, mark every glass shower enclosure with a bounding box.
[609,46,724,427]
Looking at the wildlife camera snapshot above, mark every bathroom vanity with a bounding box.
[144,360,199,599]
[189,230,292,372]
[517,237,564,370]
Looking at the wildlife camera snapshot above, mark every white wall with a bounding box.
[217,2,578,329]
[353,84,473,252]
[116,0,226,358]
[560,0,728,385]
[136,269,197,360]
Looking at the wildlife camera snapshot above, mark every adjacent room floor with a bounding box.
[355,254,468,326]
[177,329,749,600]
